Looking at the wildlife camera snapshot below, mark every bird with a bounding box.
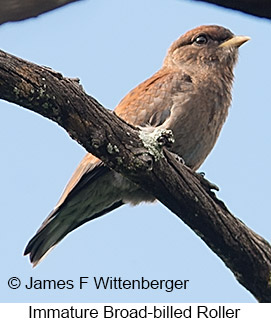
[24,25,249,266]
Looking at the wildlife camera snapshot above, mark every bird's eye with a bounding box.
[194,34,208,45]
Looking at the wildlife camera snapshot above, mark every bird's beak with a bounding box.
[219,35,250,48]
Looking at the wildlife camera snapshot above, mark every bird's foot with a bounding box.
[139,128,174,161]
[172,152,185,165]
[195,172,219,191]
[156,129,175,148]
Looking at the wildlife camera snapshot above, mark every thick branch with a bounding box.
[0,0,270,26]
[193,0,271,19]
[0,0,80,25]
[0,0,270,25]
[1,50,271,302]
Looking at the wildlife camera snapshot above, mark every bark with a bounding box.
[0,0,270,25]
[194,0,271,19]
[0,0,80,25]
[1,49,271,302]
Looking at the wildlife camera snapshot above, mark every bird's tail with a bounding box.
[24,156,153,267]
[24,163,125,267]
[24,200,123,267]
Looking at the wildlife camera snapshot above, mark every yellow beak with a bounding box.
[219,35,250,48]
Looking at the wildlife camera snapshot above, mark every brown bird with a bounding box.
[24,25,249,266]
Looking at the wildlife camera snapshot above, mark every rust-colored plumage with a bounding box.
[24,25,249,266]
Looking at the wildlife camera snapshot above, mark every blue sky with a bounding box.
[1,0,271,303]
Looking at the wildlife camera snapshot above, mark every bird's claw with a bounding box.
[173,153,185,165]
[139,128,174,162]
[157,129,175,148]
[195,172,219,191]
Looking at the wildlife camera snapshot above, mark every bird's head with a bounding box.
[164,25,250,70]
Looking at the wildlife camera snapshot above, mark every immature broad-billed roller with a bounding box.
[24,25,250,266]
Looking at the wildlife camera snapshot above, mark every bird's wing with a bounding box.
[34,154,107,234]
[54,154,104,209]
[115,68,193,127]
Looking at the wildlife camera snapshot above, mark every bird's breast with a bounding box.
[166,81,231,170]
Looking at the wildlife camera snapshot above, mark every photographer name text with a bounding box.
[8,276,189,293]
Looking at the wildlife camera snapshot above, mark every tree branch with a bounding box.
[0,0,270,25]
[193,0,271,19]
[0,0,81,25]
[1,49,271,302]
